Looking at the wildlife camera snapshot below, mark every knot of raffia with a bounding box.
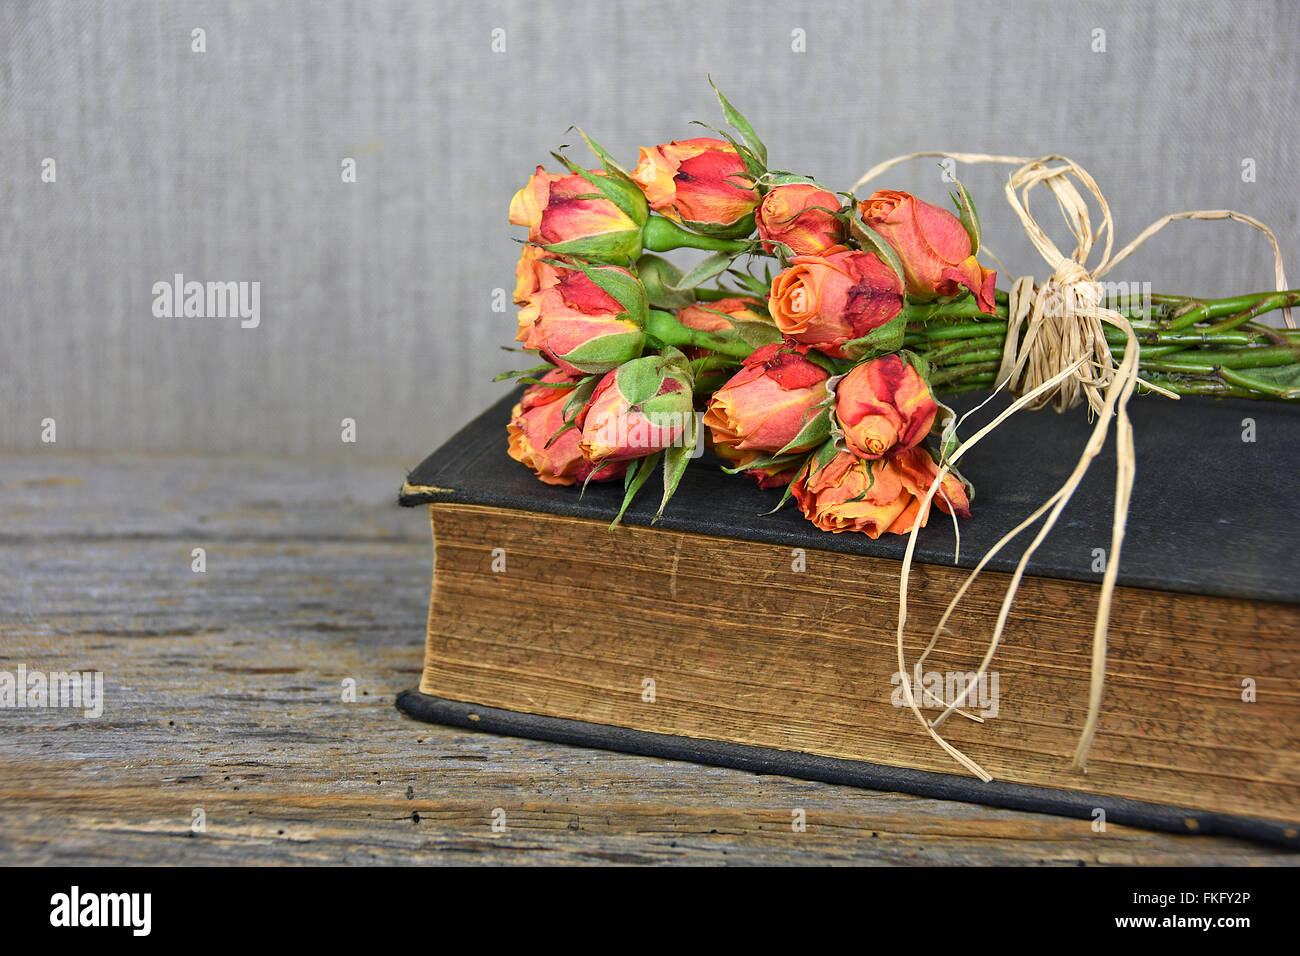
[997,263,1114,415]
[991,157,1133,416]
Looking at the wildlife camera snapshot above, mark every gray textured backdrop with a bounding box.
[2,0,1297,459]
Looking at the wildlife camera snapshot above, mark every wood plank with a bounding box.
[1,452,1295,864]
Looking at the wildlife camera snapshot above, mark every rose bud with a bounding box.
[517,268,645,375]
[768,250,904,359]
[755,181,847,257]
[791,447,970,538]
[834,354,939,460]
[702,341,829,456]
[509,165,645,262]
[631,137,759,237]
[507,371,627,486]
[512,245,567,305]
[857,189,996,313]
[677,296,770,334]
[579,353,696,464]
[710,441,801,489]
[673,296,774,359]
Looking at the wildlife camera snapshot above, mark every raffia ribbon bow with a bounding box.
[850,153,1290,780]
[1000,262,1114,414]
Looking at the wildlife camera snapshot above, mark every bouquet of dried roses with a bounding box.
[503,85,1297,541]
[501,84,1297,776]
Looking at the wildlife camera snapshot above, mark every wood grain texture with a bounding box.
[1,451,1296,865]
[421,504,1300,827]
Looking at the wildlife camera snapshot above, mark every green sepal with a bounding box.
[640,389,695,424]
[610,451,662,530]
[549,259,649,327]
[571,126,632,179]
[636,255,697,310]
[730,319,783,349]
[687,118,767,187]
[949,179,982,255]
[543,230,642,265]
[727,268,773,299]
[542,419,578,449]
[561,373,601,423]
[656,413,698,522]
[759,172,835,191]
[667,251,736,292]
[680,211,757,242]
[718,450,803,476]
[515,376,572,388]
[596,173,651,227]
[614,352,668,406]
[760,476,800,516]
[709,77,768,168]
[836,457,879,505]
[645,345,695,395]
[493,361,555,382]
[559,328,645,373]
[772,406,832,458]
[758,236,799,262]
[809,436,841,476]
[849,215,907,286]
[549,148,648,227]
[839,311,907,361]
[899,348,932,381]
[803,350,850,376]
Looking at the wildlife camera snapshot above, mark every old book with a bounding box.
[397,389,1300,847]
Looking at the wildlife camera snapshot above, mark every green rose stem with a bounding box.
[928,364,1001,389]
[642,216,752,255]
[915,335,1006,365]
[899,289,1300,399]
[927,350,1300,400]
[1160,291,1300,332]
[645,308,757,361]
[939,370,1286,401]
[1136,344,1300,372]
[907,289,1300,330]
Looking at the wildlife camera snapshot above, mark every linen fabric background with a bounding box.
[2,0,1296,459]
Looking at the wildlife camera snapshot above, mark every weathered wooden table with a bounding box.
[1,451,1293,865]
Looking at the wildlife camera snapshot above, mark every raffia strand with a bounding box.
[852,152,1290,776]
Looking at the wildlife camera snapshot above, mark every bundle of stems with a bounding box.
[678,286,1300,401]
[898,289,1300,400]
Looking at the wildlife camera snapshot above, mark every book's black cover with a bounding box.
[402,390,1300,603]
[397,390,1300,848]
